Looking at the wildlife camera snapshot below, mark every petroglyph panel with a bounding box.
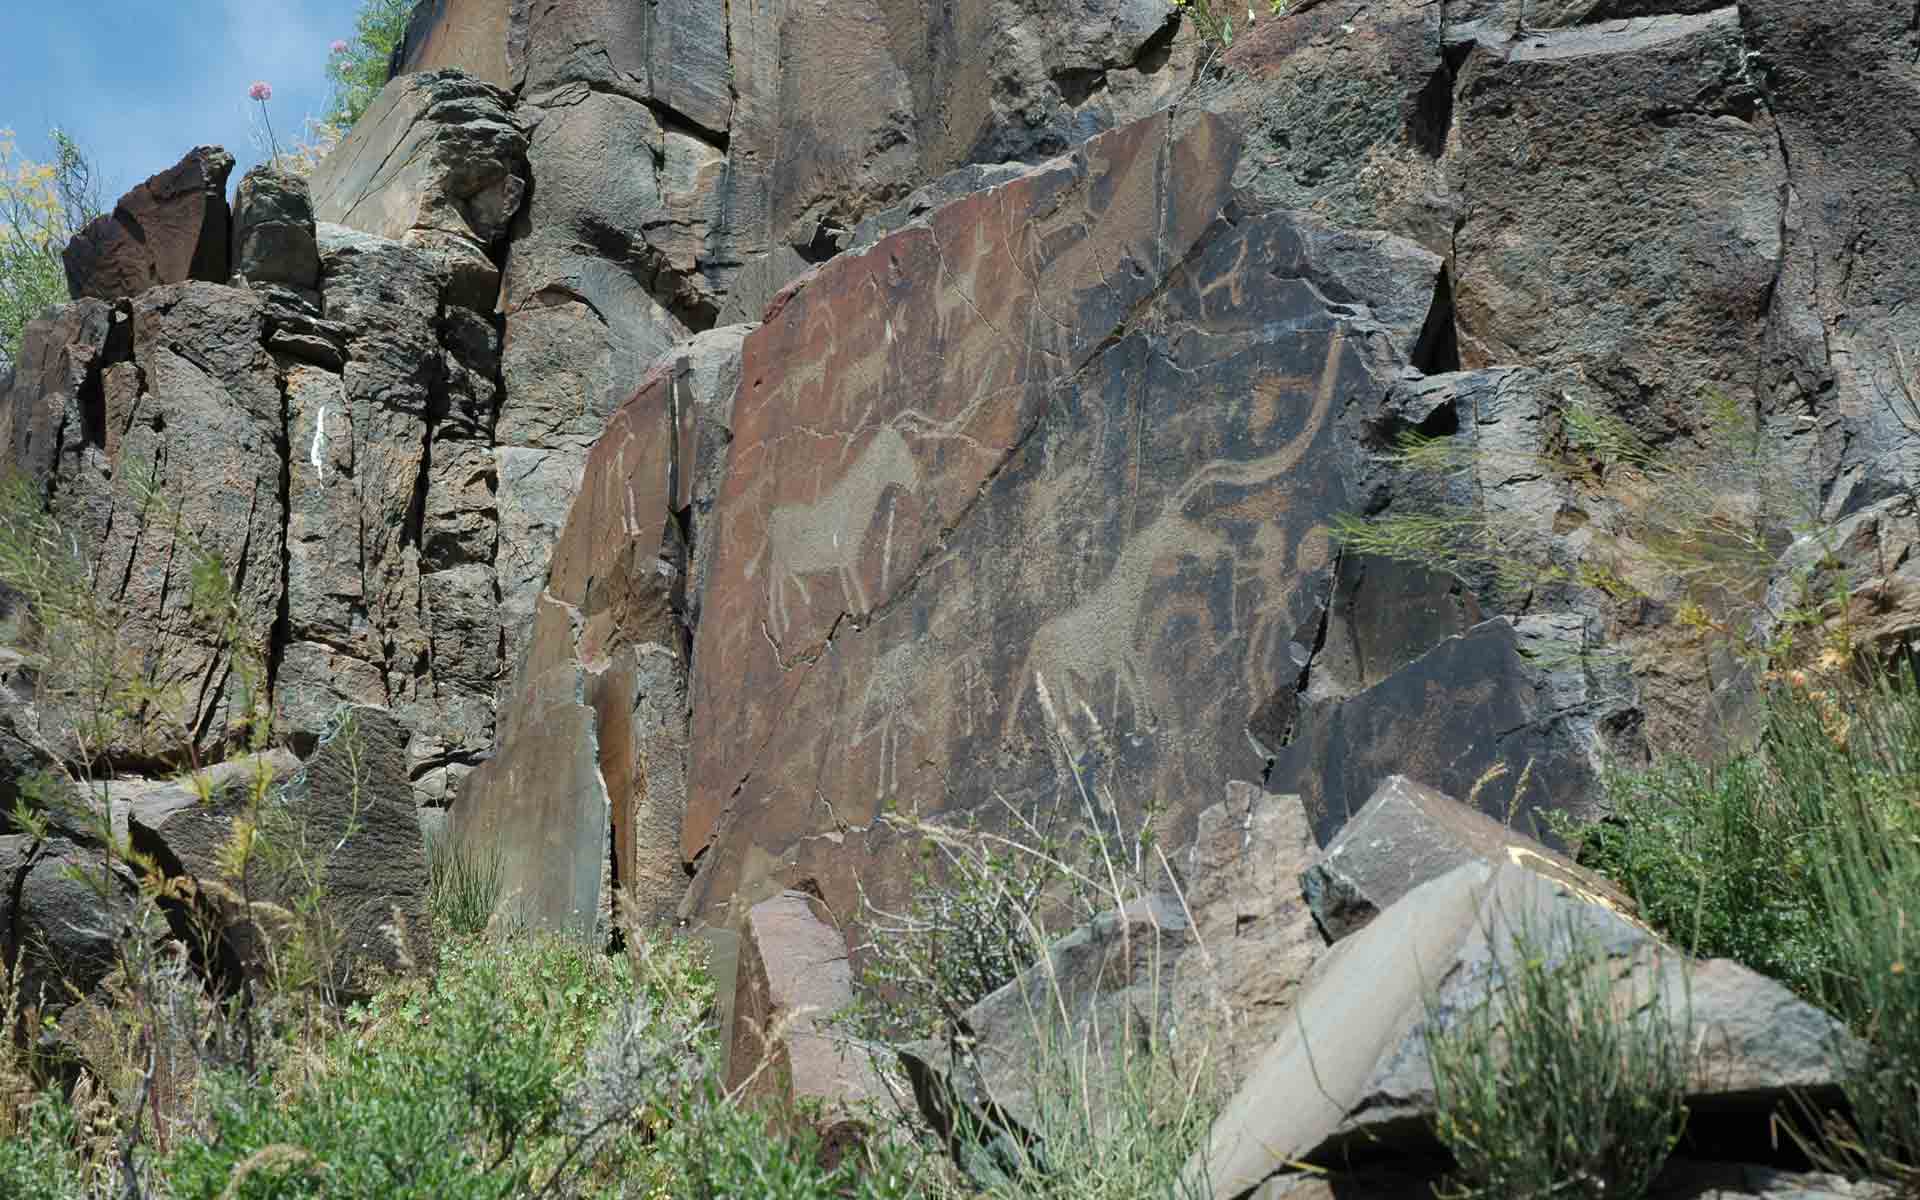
[683,111,1450,927]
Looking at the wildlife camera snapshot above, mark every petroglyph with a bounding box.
[754,425,921,644]
[1005,329,1348,747]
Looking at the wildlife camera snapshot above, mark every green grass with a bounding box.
[1424,909,1693,1200]
[426,829,507,936]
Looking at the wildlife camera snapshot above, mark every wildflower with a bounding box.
[330,39,349,54]
[249,82,282,166]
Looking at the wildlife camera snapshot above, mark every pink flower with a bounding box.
[248,81,273,102]
[330,39,349,53]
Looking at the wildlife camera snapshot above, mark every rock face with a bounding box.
[63,147,235,303]
[6,100,527,803]
[392,0,511,88]
[678,109,1467,932]
[310,70,527,310]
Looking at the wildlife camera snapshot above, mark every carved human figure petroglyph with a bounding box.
[850,641,928,805]
[755,425,922,643]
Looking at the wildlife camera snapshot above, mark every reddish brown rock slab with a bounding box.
[394,0,512,88]
[729,890,885,1129]
[0,299,123,484]
[681,108,1453,935]
[455,347,728,934]
[63,146,234,303]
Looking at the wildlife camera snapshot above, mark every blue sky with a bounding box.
[1,1,354,201]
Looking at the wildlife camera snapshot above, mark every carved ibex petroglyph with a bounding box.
[1004,329,1349,746]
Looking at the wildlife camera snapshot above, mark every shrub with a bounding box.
[162,927,711,1198]
[1424,909,1693,1200]
[325,0,416,130]
[1566,750,1833,1000]
[1568,665,1920,1190]
[0,1091,87,1199]
[0,127,99,371]
[426,828,506,936]
[659,1088,927,1200]
[969,1022,1218,1200]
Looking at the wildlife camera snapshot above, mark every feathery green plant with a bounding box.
[1425,909,1693,1200]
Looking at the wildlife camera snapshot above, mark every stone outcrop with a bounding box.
[63,147,235,303]
[450,327,746,933]
[310,70,527,310]
[230,167,320,293]
[4,71,530,799]
[1197,857,1854,1199]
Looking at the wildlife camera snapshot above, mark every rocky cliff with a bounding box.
[2,0,1915,982]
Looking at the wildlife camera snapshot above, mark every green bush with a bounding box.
[1425,910,1693,1200]
[1567,751,1832,1000]
[0,1092,87,1199]
[326,0,416,129]
[161,929,712,1198]
[1570,666,1920,1189]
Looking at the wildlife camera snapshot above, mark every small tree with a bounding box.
[325,0,417,130]
[0,127,100,370]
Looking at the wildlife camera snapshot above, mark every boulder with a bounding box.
[727,890,886,1146]
[1301,774,1631,943]
[31,282,285,767]
[230,166,319,292]
[1193,861,1854,1199]
[274,224,504,796]
[127,710,431,990]
[63,146,234,303]
[0,835,137,1016]
[0,298,122,484]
